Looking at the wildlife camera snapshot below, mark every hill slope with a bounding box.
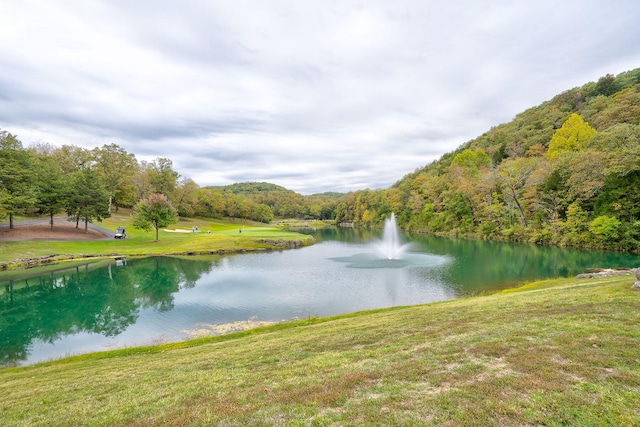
[335,68,640,252]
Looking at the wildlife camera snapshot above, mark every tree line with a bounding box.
[0,138,287,229]
[0,135,342,229]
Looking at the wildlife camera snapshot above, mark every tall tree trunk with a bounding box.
[9,213,14,229]
[50,212,54,231]
[84,219,89,233]
[502,179,528,228]
[512,198,528,228]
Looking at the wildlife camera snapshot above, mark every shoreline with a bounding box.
[0,238,312,272]
[0,216,315,271]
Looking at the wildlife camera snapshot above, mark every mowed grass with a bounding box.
[1,275,639,426]
[0,213,313,263]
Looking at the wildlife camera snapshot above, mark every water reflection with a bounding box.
[0,257,217,367]
[329,252,449,269]
[2,229,640,367]
[408,234,640,293]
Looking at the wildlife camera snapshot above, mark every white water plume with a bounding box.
[376,213,411,260]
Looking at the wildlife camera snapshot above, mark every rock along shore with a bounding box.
[575,267,640,289]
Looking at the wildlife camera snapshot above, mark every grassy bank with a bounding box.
[0,214,314,266]
[1,275,639,426]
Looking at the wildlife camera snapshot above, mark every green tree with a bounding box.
[132,160,154,201]
[92,144,138,212]
[593,171,640,223]
[171,177,199,217]
[451,148,491,174]
[30,145,68,230]
[132,193,178,241]
[590,73,621,97]
[496,157,537,228]
[589,215,621,242]
[547,114,597,160]
[0,131,35,228]
[148,158,180,196]
[67,168,111,232]
[194,188,226,218]
[249,202,274,223]
[51,145,93,175]
[561,203,590,246]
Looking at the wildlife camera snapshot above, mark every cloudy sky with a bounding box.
[1,1,639,194]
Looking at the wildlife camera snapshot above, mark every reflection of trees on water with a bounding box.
[301,226,382,244]
[0,256,217,366]
[411,235,640,293]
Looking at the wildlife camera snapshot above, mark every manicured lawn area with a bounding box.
[1,275,639,426]
[0,214,314,264]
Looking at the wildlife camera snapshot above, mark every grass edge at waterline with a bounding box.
[1,274,639,426]
[0,214,316,269]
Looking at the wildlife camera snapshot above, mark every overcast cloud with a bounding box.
[1,1,640,194]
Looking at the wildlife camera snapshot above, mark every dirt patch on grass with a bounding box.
[0,222,109,240]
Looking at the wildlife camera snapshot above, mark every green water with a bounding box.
[2,229,639,367]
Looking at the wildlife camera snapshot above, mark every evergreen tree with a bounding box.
[32,150,67,230]
[67,168,111,232]
[0,131,35,228]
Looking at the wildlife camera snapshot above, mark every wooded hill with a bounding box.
[208,182,342,220]
[334,68,640,251]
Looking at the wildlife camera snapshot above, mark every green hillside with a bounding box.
[209,182,342,220]
[208,181,292,194]
[335,68,640,252]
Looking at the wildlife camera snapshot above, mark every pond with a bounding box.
[2,227,640,367]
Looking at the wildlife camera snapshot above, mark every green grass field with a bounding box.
[1,275,639,426]
[0,213,314,265]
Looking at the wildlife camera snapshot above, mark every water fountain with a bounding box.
[329,212,447,269]
[376,213,411,260]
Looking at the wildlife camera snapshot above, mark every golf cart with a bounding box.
[114,226,127,239]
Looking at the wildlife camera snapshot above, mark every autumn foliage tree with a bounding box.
[132,193,178,241]
[547,113,597,160]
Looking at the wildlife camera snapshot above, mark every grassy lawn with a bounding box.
[1,275,639,426]
[0,213,314,264]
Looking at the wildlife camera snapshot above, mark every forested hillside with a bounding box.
[206,182,342,220]
[334,68,640,251]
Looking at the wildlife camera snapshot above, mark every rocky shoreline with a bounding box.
[575,267,640,289]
